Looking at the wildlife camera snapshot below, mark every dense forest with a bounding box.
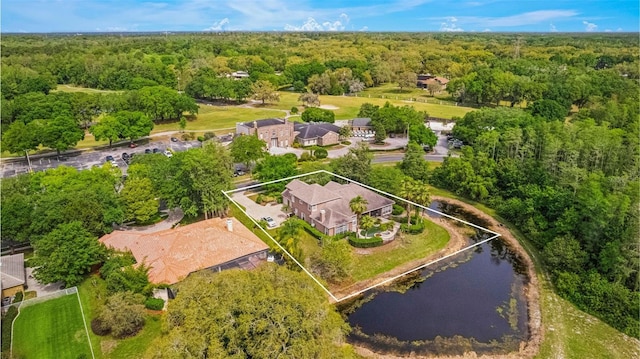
[1,32,638,341]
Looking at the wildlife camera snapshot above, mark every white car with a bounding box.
[164,150,173,158]
[261,217,277,228]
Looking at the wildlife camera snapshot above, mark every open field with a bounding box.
[12,293,93,359]
[53,84,122,94]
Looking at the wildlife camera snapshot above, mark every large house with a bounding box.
[1,253,25,299]
[294,122,340,147]
[236,118,341,149]
[349,118,372,132]
[100,218,269,284]
[282,180,394,236]
[236,118,295,149]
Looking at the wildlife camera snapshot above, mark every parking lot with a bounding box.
[0,138,201,178]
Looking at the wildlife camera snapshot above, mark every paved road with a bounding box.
[1,138,201,178]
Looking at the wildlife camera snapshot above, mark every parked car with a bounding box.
[122,152,130,159]
[106,155,115,162]
[163,150,173,158]
[145,149,152,154]
[170,137,179,142]
[129,142,138,148]
[261,217,277,228]
[233,169,245,177]
[152,148,161,153]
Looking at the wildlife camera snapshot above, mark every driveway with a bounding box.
[25,267,64,297]
[231,191,288,227]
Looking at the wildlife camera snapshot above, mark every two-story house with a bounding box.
[282,179,394,236]
[236,118,295,149]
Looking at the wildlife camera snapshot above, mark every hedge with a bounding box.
[145,297,165,310]
[349,235,384,248]
[400,221,425,234]
[300,220,325,241]
[392,204,404,215]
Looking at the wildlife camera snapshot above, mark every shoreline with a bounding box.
[349,196,542,359]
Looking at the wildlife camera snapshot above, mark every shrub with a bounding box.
[342,140,351,145]
[13,291,23,303]
[314,148,328,159]
[392,204,404,215]
[256,194,264,204]
[182,132,195,140]
[197,136,205,142]
[300,220,325,241]
[349,236,383,248]
[290,106,299,114]
[1,306,18,351]
[301,107,335,123]
[292,142,301,148]
[91,317,111,336]
[299,152,313,162]
[400,221,425,234]
[144,297,165,311]
[204,132,216,140]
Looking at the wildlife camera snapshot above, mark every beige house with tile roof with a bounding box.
[282,180,394,236]
[100,218,269,284]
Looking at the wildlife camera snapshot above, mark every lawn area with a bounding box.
[53,84,122,94]
[12,293,93,359]
[349,218,450,282]
[77,275,164,359]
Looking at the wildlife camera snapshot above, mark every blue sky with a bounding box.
[2,0,638,33]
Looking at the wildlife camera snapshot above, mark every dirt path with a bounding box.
[353,197,542,359]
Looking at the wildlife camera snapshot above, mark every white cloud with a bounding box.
[204,18,229,31]
[583,20,597,32]
[359,26,369,32]
[431,10,578,29]
[550,23,558,32]
[285,13,350,31]
[440,16,463,32]
[604,29,612,32]
[482,28,491,32]
[616,27,623,32]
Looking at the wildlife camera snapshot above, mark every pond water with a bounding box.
[341,201,529,355]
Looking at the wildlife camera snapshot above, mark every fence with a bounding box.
[4,287,77,311]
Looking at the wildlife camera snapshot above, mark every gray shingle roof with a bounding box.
[1,253,25,290]
[293,123,341,139]
[351,118,372,127]
[239,118,286,128]
[285,179,341,205]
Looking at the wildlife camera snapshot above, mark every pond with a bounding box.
[340,201,529,356]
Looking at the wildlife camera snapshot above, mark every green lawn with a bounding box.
[12,293,93,359]
[53,84,122,94]
[349,218,450,282]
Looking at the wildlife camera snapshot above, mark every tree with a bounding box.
[115,111,154,142]
[298,92,320,107]
[93,292,146,338]
[308,72,331,94]
[41,115,84,155]
[312,238,353,282]
[1,120,42,157]
[398,71,417,91]
[338,126,352,140]
[90,114,124,148]
[400,142,430,181]
[101,250,151,295]
[179,116,187,132]
[254,154,298,192]
[330,142,372,184]
[251,80,280,104]
[349,195,368,237]
[369,166,405,195]
[357,103,379,118]
[348,79,365,94]
[276,218,304,268]
[301,107,335,123]
[359,215,375,233]
[152,266,350,358]
[292,80,306,92]
[31,221,107,286]
[409,124,437,148]
[229,134,266,171]
[120,177,158,223]
[427,82,443,96]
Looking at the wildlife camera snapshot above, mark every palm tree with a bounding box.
[349,195,368,237]
[276,218,303,268]
[412,183,431,218]
[398,177,417,224]
[359,215,376,237]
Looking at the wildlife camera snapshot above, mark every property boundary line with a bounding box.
[76,288,96,359]
[223,170,501,302]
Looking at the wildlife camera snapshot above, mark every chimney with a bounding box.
[253,121,257,129]
[226,219,233,232]
[320,209,326,223]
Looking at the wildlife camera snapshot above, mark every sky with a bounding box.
[2,0,638,33]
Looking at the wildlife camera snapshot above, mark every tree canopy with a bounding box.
[150,266,352,358]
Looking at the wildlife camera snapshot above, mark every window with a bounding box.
[336,224,348,234]
[309,204,317,211]
[382,206,392,215]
